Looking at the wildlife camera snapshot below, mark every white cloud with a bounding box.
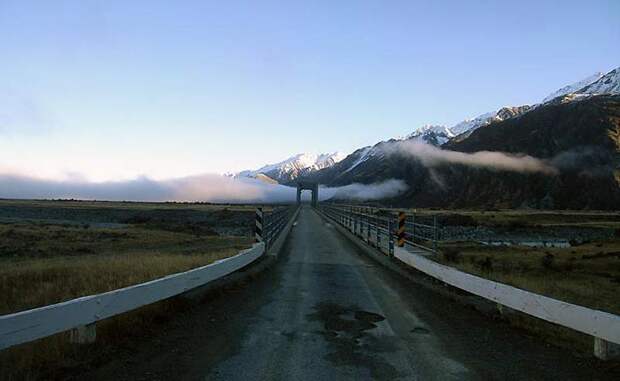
[385,141,558,175]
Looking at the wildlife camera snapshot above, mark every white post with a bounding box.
[594,337,620,360]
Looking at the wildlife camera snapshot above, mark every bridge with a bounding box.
[1,204,619,379]
[296,180,318,206]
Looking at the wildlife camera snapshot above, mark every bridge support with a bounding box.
[296,181,318,207]
[70,323,96,344]
[594,337,620,360]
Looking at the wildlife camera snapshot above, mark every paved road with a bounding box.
[79,206,616,380]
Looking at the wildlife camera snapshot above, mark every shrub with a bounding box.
[439,214,477,227]
[477,256,493,272]
[517,261,531,272]
[443,248,461,263]
[541,253,555,270]
[506,220,527,229]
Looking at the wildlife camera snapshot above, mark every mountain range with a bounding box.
[409,67,619,145]
[237,66,620,209]
[234,152,346,184]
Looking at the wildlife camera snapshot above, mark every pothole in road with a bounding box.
[307,302,400,379]
[308,303,385,339]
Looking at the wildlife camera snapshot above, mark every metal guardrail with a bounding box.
[319,204,440,253]
[256,206,297,248]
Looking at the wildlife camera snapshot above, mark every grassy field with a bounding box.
[399,207,620,228]
[437,240,620,316]
[0,199,258,380]
[408,209,620,353]
[415,209,620,315]
[0,224,252,315]
[0,199,256,315]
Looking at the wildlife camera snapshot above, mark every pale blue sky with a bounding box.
[1,0,619,181]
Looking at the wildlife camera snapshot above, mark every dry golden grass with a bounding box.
[437,240,620,316]
[0,249,245,315]
[0,209,253,380]
[0,219,253,315]
[1,298,196,381]
[609,120,620,186]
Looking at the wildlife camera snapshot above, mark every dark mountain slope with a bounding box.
[304,95,620,209]
[444,94,618,156]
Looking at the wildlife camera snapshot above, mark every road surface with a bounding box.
[77,206,616,380]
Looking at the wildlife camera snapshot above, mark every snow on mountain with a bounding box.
[575,67,620,95]
[540,67,620,105]
[236,152,346,183]
[451,106,533,138]
[343,146,374,174]
[419,67,618,141]
[352,110,530,176]
[314,152,348,169]
[449,111,497,136]
[542,72,604,103]
[245,66,620,184]
[415,68,618,141]
[340,126,454,174]
[406,125,455,146]
[400,105,531,147]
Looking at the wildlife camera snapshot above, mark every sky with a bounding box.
[1,0,619,182]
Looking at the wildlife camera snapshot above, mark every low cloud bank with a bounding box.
[0,172,407,203]
[386,141,558,175]
[321,179,408,201]
[0,173,293,203]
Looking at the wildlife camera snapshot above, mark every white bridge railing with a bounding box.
[319,204,620,360]
[0,205,299,352]
[0,243,265,351]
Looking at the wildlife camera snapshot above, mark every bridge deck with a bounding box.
[75,206,613,380]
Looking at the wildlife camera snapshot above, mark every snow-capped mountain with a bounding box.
[340,107,531,177]
[401,105,531,146]
[542,67,620,104]
[542,72,604,103]
[235,152,346,184]
[449,106,532,138]
[575,67,620,95]
[406,125,455,146]
[414,66,619,141]
[339,126,454,175]
[238,65,620,188]
[301,94,620,210]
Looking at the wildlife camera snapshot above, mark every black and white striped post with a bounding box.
[397,211,406,247]
[388,217,394,256]
[255,207,264,243]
